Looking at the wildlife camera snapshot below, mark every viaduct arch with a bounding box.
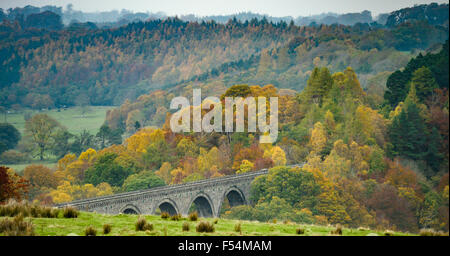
[58,165,303,217]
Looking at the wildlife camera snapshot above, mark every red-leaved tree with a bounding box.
[0,166,29,203]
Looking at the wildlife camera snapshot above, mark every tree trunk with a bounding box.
[40,146,44,160]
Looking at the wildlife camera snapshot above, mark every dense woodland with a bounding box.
[0,3,449,234]
[0,4,448,109]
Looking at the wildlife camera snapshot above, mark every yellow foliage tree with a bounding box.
[155,162,173,184]
[309,122,327,155]
[237,160,254,174]
[197,147,220,177]
[270,146,287,166]
[324,110,336,132]
[170,167,185,184]
[125,127,155,153]
[49,180,113,204]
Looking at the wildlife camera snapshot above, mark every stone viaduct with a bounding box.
[57,165,303,217]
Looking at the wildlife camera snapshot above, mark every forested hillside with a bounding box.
[385,3,449,27]
[0,3,449,235]
[4,56,447,232]
[0,7,448,109]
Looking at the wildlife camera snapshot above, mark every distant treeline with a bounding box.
[0,3,448,110]
[1,3,448,28]
[0,17,448,109]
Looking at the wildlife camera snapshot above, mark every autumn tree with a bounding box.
[143,139,172,169]
[23,164,59,189]
[220,84,252,100]
[155,162,173,184]
[417,191,442,230]
[58,148,97,183]
[237,160,254,174]
[49,181,113,204]
[264,146,286,166]
[0,166,29,203]
[23,164,59,200]
[25,114,61,160]
[176,138,198,158]
[197,147,220,178]
[309,122,327,157]
[300,67,333,105]
[367,184,418,232]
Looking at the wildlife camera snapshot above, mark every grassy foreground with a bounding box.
[8,211,415,236]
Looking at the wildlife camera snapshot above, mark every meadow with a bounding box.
[5,106,114,136]
[2,106,114,172]
[19,211,414,236]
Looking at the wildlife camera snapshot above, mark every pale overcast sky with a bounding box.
[0,0,448,17]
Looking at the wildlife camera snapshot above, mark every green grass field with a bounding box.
[2,106,114,172]
[5,106,114,136]
[15,211,414,236]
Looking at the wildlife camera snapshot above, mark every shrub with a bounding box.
[0,200,60,218]
[170,214,181,221]
[0,214,35,236]
[51,208,61,218]
[85,226,97,236]
[160,212,170,219]
[196,221,215,233]
[39,207,53,218]
[63,206,78,218]
[135,216,153,231]
[234,223,242,233]
[0,150,30,164]
[182,222,190,232]
[135,216,147,231]
[384,230,394,236]
[419,229,448,236]
[272,219,277,224]
[103,224,112,235]
[188,211,198,221]
[0,200,26,217]
[330,224,343,235]
[358,227,369,231]
[143,222,154,231]
[296,227,305,235]
[29,205,39,217]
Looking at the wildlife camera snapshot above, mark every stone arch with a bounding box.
[218,186,246,215]
[154,198,179,216]
[188,192,215,218]
[120,204,141,215]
